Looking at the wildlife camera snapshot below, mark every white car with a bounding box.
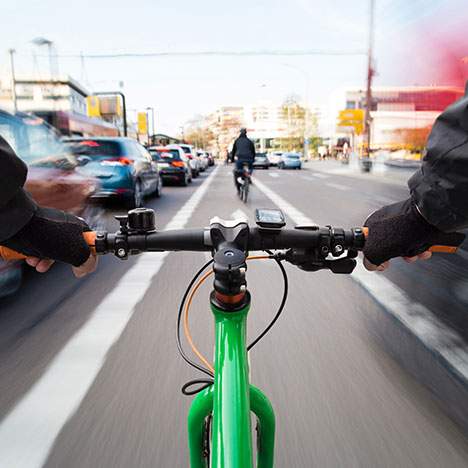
[268,151,283,166]
[169,143,200,177]
[197,150,209,171]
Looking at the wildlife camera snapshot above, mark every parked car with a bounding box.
[197,150,210,171]
[170,143,200,178]
[65,137,162,208]
[268,151,283,166]
[253,152,270,169]
[148,146,192,186]
[0,109,98,298]
[278,152,302,170]
[206,151,215,166]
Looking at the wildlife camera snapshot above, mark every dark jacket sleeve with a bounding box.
[249,139,256,160]
[0,135,37,242]
[408,93,468,232]
[231,139,238,158]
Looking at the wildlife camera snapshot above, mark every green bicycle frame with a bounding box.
[188,293,275,467]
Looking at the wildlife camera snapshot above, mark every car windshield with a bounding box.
[150,149,180,160]
[285,154,300,159]
[0,114,73,168]
[67,140,122,157]
[180,146,191,154]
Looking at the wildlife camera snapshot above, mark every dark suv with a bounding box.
[148,146,192,186]
[65,137,162,208]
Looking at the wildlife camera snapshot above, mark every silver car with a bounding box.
[169,143,200,178]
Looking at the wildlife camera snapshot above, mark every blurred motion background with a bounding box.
[1,0,468,466]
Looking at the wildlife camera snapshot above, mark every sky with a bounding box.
[0,0,466,135]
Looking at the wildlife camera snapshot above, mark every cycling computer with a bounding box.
[255,208,286,229]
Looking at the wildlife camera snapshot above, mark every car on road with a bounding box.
[65,137,162,209]
[278,152,302,170]
[268,151,283,166]
[253,152,270,169]
[206,151,215,166]
[148,145,192,186]
[197,150,210,171]
[0,109,98,298]
[171,143,200,178]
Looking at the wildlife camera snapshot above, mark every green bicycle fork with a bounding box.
[188,293,275,467]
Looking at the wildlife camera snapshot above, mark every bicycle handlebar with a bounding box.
[94,225,366,258]
[0,211,461,264]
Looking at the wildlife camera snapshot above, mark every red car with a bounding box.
[0,110,98,297]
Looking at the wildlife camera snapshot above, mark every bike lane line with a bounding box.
[0,167,220,468]
[252,175,468,390]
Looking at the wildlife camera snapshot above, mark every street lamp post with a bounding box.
[94,91,128,137]
[282,63,310,159]
[8,49,17,112]
[363,0,376,158]
[32,37,56,78]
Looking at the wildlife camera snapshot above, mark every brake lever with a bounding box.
[280,248,358,274]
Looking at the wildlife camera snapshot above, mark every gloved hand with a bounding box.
[2,207,97,276]
[363,199,465,271]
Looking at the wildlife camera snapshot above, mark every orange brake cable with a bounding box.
[183,255,271,374]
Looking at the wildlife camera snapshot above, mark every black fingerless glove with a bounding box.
[3,207,91,267]
[363,199,465,266]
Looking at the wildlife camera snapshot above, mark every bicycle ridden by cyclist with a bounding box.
[0,135,96,276]
[231,128,255,193]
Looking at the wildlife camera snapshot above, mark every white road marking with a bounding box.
[253,178,468,383]
[252,177,314,226]
[310,172,329,179]
[268,173,279,178]
[325,182,350,191]
[0,166,220,468]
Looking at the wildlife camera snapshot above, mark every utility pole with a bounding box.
[363,0,375,158]
[146,107,155,144]
[8,49,17,112]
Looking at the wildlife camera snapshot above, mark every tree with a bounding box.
[280,95,306,152]
[184,126,215,149]
[392,126,431,153]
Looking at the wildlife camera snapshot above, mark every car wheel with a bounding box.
[126,180,143,209]
[181,173,189,187]
[155,179,162,198]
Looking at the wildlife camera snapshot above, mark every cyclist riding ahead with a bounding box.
[231,128,255,197]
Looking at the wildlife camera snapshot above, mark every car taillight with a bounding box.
[186,154,193,159]
[171,161,185,168]
[102,157,133,165]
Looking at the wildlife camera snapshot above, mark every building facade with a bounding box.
[333,86,464,150]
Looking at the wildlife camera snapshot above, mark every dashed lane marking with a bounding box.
[325,182,350,191]
[310,172,329,179]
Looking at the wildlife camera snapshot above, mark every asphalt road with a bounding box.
[1,162,468,468]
